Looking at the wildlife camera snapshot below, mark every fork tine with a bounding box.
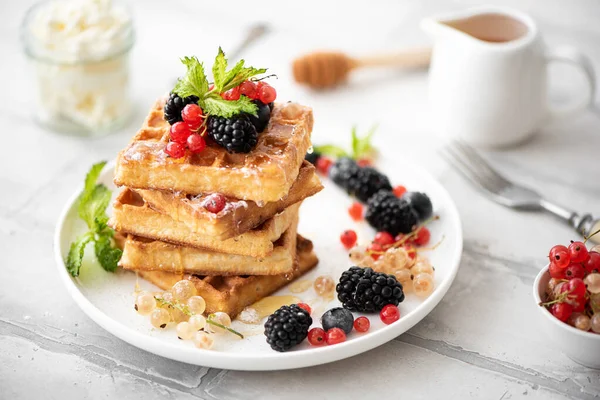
[440,145,499,193]
[452,141,511,187]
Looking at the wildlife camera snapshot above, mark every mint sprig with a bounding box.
[313,125,378,160]
[66,162,122,277]
[172,48,267,118]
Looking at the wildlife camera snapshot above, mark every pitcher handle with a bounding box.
[545,46,596,119]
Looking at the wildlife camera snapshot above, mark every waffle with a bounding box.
[136,235,318,317]
[109,189,300,258]
[120,216,298,275]
[135,161,322,240]
[114,99,314,202]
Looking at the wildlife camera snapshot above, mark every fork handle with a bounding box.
[540,200,600,244]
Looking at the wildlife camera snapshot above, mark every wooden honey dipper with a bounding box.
[292,48,432,89]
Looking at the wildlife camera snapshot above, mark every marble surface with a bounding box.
[2,0,600,398]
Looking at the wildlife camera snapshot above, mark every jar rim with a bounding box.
[20,0,135,66]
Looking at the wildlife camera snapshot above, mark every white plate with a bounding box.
[54,157,462,371]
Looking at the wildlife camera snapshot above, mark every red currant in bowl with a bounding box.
[568,241,589,263]
[533,264,600,369]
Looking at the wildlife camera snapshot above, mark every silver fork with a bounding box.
[441,140,600,243]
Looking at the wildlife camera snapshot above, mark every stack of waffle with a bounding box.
[109,100,322,317]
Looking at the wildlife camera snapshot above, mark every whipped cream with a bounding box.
[27,0,132,63]
[22,0,134,132]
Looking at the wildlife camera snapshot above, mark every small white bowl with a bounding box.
[533,266,600,369]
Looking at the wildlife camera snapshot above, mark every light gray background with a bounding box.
[2,0,600,398]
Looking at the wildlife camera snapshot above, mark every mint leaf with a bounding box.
[66,162,122,277]
[351,125,377,160]
[173,56,209,99]
[82,161,106,199]
[350,126,359,159]
[212,48,228,92]
[222,59,245,87]
[313,144,349,158]
[78,161,106,219]
[79,184,111,231]
[211,48,267,93]
[203,95,258,117]
[222,66,267,92]
[66,231,94,277]
[95,233,122,273]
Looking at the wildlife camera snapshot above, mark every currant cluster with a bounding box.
[220,80,276,104]
[164,103,207,158]
[543,241,600,333]
[134,279,242,349]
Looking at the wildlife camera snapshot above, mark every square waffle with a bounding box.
[135,160,322,240]
[120,216,298,276]
[114,99,314,202]
[109,189,300,258]
[136,234,318,317]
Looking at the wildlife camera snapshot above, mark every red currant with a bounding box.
[340,230,358,249]
[566,278,586,298]
[325,328,346,345]
[308,328,326,346]
[380,304,400,324]
[297,303,311,314]
[357,158,372,167]
[316,157,333,175]
[348,202,363,221]
[585,251,600,273]
[368,242,384,260]
[549,262,567,279]
[393,185,407,197]
[565,263,585,280]
[187,134,206,154]
[169,122,192,144]
[164,141,186,158]
[413,227,431,246]
[181,104,204,130]
[221,86,241,101]
[550,302,573,322]
[568,241,589,263]
[239,81,257,99]
[258,84,276,103]
[353,316,370,333]
[549,249,570,269]
[204,193,226,214]
[374,231,394,246]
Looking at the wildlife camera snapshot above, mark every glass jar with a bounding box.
[20,0,135,136]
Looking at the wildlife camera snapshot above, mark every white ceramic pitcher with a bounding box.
[421,6,596,148]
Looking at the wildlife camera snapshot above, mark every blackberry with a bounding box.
[207,114,258,153]
[246,100,271,133]
[329,157,360,189]
[321,307,354,334]
[366,190,418,235]
[264,304,312,352]
[403,191,433,221]
[346,167,392,203]
[163,93,199,125]
[304,151,321,165]
[336,267,405,312]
